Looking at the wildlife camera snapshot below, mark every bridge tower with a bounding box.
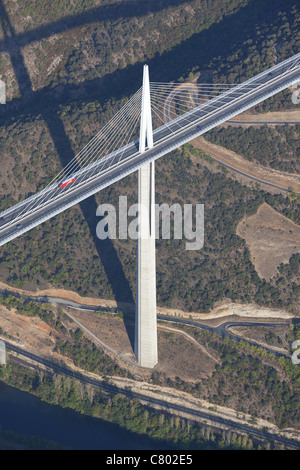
[134,65,158,368]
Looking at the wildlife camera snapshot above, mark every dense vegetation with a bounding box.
[0,0,299,451]
[0,144,299,313]
[0,136,299,314]
[0,0,254,102]
[1,288,299,434]
[205,125,300,174]
[0,0,299,112]
[0,360,287,450]
[0,291,132,378]
[0,292,56,323]
[152,322,300,430]
[0,0,298,313]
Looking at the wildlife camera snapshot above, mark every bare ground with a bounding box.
[236,203,300,280]
[0,304,63,358]
[0,297,219,382]
[0,282,295,387]
[165,86,300,191]
[62,307,219,380]
[0,280,295,320]
[227,109,300,125]
[1,295,299,442]
[110,376,300,442]
[166,83,300,193]
[157,330,218,380]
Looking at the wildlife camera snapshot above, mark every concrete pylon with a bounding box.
[134,65,158,368]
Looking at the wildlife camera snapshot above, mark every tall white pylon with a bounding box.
[139,65,153,153]
[134,65,158,368]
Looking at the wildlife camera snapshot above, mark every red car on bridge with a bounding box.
[59,177,75,189]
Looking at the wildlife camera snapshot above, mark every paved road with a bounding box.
[0,54,299,246]
[51,295,294,358]
[194,152,299,193]
[0,288,296,359]
[157,315,294,358]
[164,88,300,193]
[3,340,300,449]
[1,287,299,447]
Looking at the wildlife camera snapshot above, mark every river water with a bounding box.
[0,381,172,450]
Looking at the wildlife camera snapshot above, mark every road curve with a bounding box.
[0,287,295,359]
[3,340,300,449]
[1,288,299,447]
[0,53,299,246]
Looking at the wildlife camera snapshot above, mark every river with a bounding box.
[0,381,173,450]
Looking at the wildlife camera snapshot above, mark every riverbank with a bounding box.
[0,379,173,450]
[0,361,234,451]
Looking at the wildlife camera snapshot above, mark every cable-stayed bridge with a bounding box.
[1,52,300,368]
[0,53,299,247]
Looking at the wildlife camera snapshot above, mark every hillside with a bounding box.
[0,0,299,315]
[0,0,299,450]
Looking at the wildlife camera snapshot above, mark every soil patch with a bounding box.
[236,203,300,280]
[227,109,300,125]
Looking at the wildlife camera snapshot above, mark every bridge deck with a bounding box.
[0,53,299,246]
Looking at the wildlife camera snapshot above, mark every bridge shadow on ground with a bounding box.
[44,108,136,350]
[0,0,136,351]
[0,0,293,123]
[0,0,190,53]
[0,0,295,351]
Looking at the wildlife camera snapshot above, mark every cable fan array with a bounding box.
[149,79,273,134]
[4,53,300,228]
[149,56,300,133]
[18,80,258,222]
[9,87,143,224]
[150,81,238,126]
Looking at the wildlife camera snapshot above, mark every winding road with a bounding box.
[164,85,300,194]
[0,287,296,359]
[1,287,299,448]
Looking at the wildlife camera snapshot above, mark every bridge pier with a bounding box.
[135,161,157,368]
[134,65,158,368]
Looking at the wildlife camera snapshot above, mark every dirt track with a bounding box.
[169,85,300,193]
[228,109,300,124]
